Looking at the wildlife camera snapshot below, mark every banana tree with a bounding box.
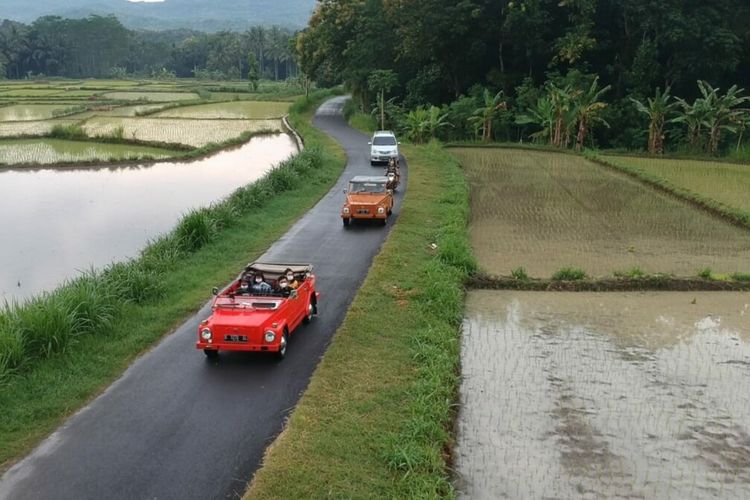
[630,86,678,155]
[547,83,576,148]
[401,107,430,144]
[573,76,611,151]
[424,106,452,140]
[697,81,749,155]
[516,96,555,144]
[367,69,399,130]
[469,89,507,142]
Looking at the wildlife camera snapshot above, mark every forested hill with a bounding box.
[0,0,315,30]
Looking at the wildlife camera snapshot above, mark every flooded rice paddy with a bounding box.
[456,290,750,499]
[0,133,297,302]
[452,148,750,278]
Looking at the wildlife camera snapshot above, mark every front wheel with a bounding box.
[204,349,218,359]
[303,300,315,324]
[380,217,387,226]
[342,217,350,227]
[276,331,288,360]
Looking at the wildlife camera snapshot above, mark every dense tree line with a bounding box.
[299,0,750,152]
[0,15,298,81]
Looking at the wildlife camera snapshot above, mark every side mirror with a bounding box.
[397,141,401,145]
[212,287,219,296]
[342,189,347,194]
[367,141,372,145]
[290,289,298,299]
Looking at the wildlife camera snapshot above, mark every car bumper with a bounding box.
[196,341,281,352]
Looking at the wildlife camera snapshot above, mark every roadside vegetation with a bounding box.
[246,141,474,498]
[0,89,345,471]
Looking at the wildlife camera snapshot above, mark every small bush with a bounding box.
[697,267,713,279]
[552,267,587,281]
[102,262,166,304]
[49,123,87,140]
[730,272,750,282]
[510,267,528,280]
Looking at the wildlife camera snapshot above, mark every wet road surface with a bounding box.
[0,96,407,500]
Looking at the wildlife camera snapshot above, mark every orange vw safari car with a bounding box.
[341,175,394,226]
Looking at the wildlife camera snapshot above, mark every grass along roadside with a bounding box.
[246,141,475,498]
[0,89,345,471]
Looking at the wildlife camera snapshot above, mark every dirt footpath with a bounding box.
[456,291,750,499]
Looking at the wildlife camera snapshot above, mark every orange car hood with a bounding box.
[346,193,388,205]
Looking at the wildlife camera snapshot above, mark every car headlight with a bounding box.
[200,328,212,340]
[342,207,350,214]
[264,331,276,343]
[377,207,385,214]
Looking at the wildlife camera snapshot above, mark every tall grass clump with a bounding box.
[174,207,220,252]
[511,267,529,280]
[101,262,166,304]
[697,267,713,279]
[49,123,87,140]
[730,272,750,282]
[552,267,588,281]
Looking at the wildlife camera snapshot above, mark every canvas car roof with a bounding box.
[244,262,312,275]
[350,175,389,183]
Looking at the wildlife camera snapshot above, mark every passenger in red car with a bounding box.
[250,273,272,295]
[275,277,293,297]
[237,277,252,295]
[284,268,300,289]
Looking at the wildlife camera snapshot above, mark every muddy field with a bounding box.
[452,148,750,278]
[456,290,750,499]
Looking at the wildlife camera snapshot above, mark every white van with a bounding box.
[368,131,399,166]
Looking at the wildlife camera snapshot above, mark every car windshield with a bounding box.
[373,136,396,146]
[349,181,386,193]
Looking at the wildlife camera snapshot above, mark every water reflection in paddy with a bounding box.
[456,291,750,499]
[0,134,297,302]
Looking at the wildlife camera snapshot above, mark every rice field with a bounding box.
[0,119,77,138]
[457,290,750,499]
[0,104,83,121]
[0,79,299,165]
[153,100,290,119]
[101,91,200,102]
[605,155,750,214]
[82,116,284,147]
[0,139,175,165]
[452,148,750,277]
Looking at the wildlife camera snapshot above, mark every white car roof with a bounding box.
[373,130,396,137]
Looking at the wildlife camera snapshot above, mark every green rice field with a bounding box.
[604,156,750,214]
[100,91,200,102]
[0,104,83,121]
[154,100,290,119]
[452,148,750,278]
[82,116,283,147]
[0,79,302,165]
[0,139,174,165]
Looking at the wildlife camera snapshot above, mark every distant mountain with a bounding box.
[0,0,316,30]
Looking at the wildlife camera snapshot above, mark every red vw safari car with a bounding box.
[196,262,318,360]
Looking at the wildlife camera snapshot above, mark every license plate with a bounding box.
[357,209,369,214]
[224,335,248,342]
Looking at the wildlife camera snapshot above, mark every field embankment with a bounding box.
[452,147,750,279]
[245,142,474,498]
[0,89,345,471]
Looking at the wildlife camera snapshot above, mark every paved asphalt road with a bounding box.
[0,96,407,500]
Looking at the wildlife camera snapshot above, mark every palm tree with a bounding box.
[573,76,611,151]
[469,89,507,142]
[631,86,678,155]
